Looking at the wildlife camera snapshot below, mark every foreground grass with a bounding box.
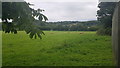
[2,31,114,66]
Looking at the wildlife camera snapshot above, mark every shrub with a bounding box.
[97,27,112,36]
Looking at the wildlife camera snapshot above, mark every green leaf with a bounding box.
[37,33,42,39]
[29,32,35,39]
[41,14,48,21]
[14,30,17,34]
[38,15,43,21]
[34,34,37,39]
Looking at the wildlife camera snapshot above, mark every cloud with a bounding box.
[1,0,24,2]
[99,0,119,2]
[25,0,98,21]
[25,0,98,2]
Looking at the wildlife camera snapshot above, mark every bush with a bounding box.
[97,27,112,36]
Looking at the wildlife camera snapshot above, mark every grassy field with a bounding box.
[2,31,114,66]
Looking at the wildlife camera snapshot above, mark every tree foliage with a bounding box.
[33,20,99,31]
[1,2,48,39]
[97,2,117,35]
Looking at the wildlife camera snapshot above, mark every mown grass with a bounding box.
[2,31,114,66]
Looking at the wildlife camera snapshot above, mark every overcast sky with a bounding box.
[25,0,99,22]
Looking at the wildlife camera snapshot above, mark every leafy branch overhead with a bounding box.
[2,2,48,39]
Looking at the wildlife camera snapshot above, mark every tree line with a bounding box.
[33,20,99,31]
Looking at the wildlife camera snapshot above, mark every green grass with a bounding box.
[2,31,114,66]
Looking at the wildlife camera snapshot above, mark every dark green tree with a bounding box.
[1,2,48,39]
[97,2,117,35]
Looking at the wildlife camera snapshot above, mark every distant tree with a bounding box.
[1,2,48,39]
[97,2,117,35]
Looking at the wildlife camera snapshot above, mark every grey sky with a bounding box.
[25,0,99,22]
